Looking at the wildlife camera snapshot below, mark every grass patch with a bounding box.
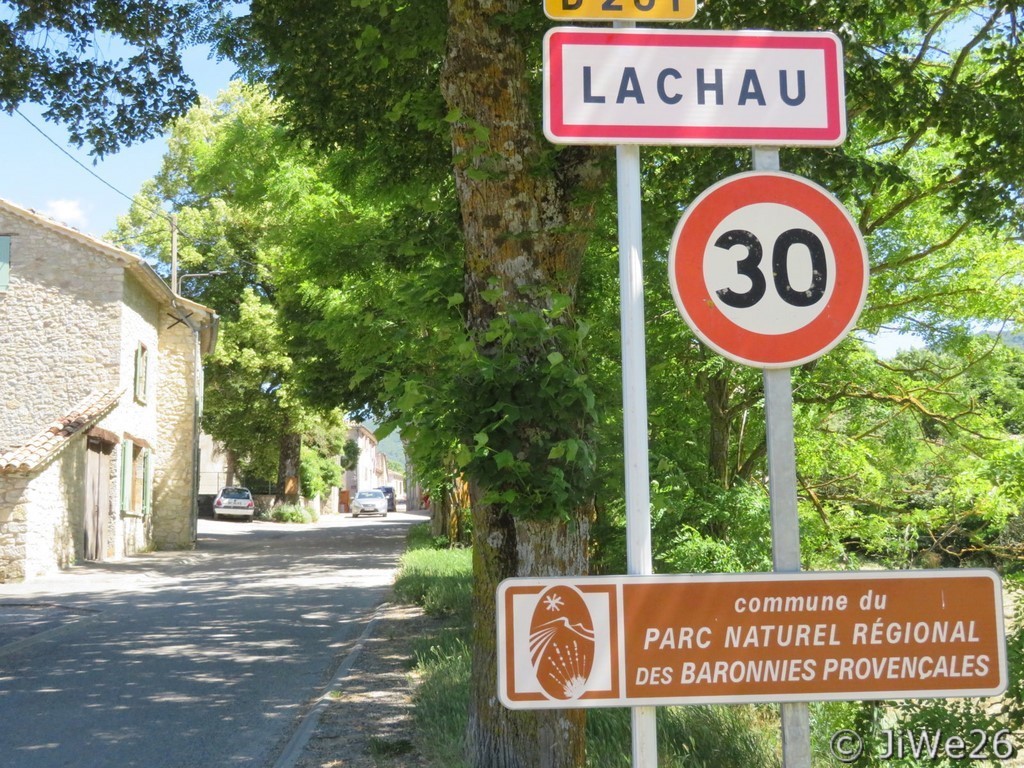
[586,705,779,768]
[394,526,473,619]
[396,522,782,767]
[413,633,472,767]
[366,736,415,757]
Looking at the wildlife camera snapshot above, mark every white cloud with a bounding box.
[43,199,88,229]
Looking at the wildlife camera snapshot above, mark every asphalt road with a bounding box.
[0,510,425,768]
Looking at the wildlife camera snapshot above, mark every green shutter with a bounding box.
[0,236,10,291]
[142,448,152,516]
[120,441,133,513]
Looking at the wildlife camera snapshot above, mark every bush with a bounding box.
[268,503,317,524]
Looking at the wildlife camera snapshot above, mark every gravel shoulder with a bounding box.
[293,601,432,768]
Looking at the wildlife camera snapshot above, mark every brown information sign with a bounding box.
[498,570,1006,709]
[544,0,697,21]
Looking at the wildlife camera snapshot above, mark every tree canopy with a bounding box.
[0,0,238,154]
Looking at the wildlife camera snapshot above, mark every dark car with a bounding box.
[377,486,397,513]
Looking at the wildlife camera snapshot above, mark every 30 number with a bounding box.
[715,228,828,309]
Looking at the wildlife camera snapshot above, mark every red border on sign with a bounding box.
[545,29,845,145]
[669,172,868,368]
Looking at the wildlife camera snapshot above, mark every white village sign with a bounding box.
[543,27,846,146]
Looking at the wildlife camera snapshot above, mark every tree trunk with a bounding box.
[225,448,238,488]
[276,430,302,505]
[467,488,590,768]
[441,1,606,765]
[430,490,448,539]
[432,478,472,544]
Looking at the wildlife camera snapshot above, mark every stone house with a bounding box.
[0,199,218,582]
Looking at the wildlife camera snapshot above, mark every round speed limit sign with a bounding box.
[669,171,869,368]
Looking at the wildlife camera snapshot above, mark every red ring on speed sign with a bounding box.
[669,171,868,368]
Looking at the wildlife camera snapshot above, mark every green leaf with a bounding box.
[548,293,572,317]
[547,351,564,366]
[495,450,515,470]
[374,420,398,441]
[564,440,579,462]
[465,166,492,181]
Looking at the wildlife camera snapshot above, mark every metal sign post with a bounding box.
[754,145,811,768]
[617,140,658,767]
[614,18,658,767]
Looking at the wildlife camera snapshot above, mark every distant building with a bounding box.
[0,199,218,582]
[345,423,379,495]
[344,423,404,499]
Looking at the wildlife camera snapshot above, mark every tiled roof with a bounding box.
[0,389,124,474]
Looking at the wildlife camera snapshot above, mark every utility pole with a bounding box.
[170,213,179,294]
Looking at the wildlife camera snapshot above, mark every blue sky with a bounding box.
[0,45,237,240]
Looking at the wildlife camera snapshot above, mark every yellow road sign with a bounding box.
[544,0,697,22]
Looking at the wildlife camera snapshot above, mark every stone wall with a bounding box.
[0,208,122,446]
[152,312,200,550]
[22,439,85,578]
[0,474,29,582]
[110,272,162,556]
[0,436,86,582]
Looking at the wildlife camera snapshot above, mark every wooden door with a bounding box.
[84,436,110,561]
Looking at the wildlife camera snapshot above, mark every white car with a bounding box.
[213,486,255,522]
[351,489,388,517]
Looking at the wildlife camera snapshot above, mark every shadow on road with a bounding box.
[0,511,427,768]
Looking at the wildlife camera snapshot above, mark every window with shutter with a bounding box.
[120,441,151,517]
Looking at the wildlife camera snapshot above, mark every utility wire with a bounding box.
[15,107,263,273]
[14,106,176,247]
[15,108,151,211]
